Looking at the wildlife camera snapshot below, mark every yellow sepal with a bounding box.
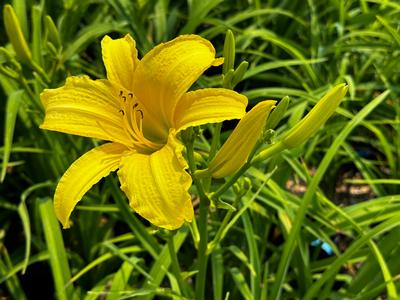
[40,76,132,146]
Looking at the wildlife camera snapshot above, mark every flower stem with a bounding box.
[207,194,241,253]
[209,123,222,161]
[211,141,286,199]
[211,161,250,200]
[195,190,209,300]
[167,233,189,297]
[252,141,286,164]
[184,129,210,300]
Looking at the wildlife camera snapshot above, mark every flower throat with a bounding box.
[118,89,160,152]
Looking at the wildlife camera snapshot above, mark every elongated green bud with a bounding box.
[3,4,32,63]
[223,68,234,88]
[266,96,290,129]
[45,15,61,48]
[231,61,249,88]
[282,84,348,148]
[223,30,235,75]
[209,100,276,178]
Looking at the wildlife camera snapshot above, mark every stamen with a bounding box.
[117,91,161,151]
[138,111,143,132]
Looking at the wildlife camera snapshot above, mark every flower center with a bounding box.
[118,90,162,152]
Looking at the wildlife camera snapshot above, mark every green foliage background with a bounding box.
[1,0,400,299]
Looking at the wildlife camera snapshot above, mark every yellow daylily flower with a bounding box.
[208,100,276,178]
[41,34,248,230]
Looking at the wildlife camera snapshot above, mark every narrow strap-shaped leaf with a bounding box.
[304,215,400,300]
[211,247,224,300]
[39,197,76,300]
[142,227,188,300]
[241,210,261,300]
[376,15,400,46]
[1,90,24,182]
[229,267,252,300]
[0,253,27,300]
[107,261,135,300]
[68,246,142,284]
[18,181,53,274]
[0,251,49,285]
[270,90,390,299]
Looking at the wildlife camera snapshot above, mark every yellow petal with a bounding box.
[54,143,127,228]
[208,100,276,178]
[117,131,193,230]
[174,88,248,131]
[133,35,222,137]
[101,34,139,90]
[40,76,132,146]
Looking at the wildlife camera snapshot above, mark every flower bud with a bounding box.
[231,61,249,88]
[3,4,32,63]
[45,15,61,48]
[222,68,234,88]
[208,100,276,178]
[282,84,348,149]
[266,96,290,129]
[223,30,235,75]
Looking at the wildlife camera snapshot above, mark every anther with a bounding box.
[119,109,125,115]
[128,93,133,98]
[122,96,126,102]
[137,109,144,119]
[133,103,139,109]
[119,90,123,97]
